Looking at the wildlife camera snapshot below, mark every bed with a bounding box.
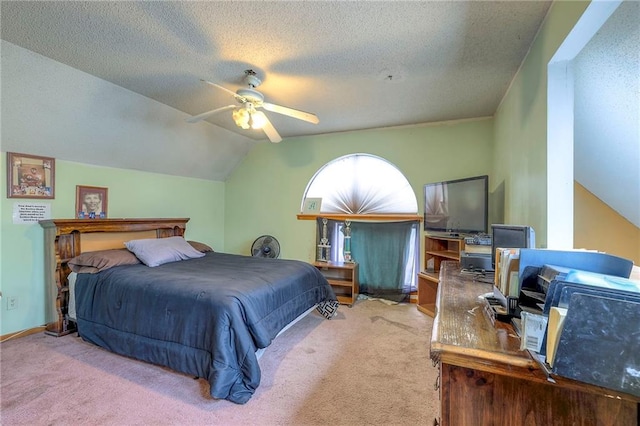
[39,218,338,404]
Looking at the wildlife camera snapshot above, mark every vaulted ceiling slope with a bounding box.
[0,1,552,144]
[573,0,640,228]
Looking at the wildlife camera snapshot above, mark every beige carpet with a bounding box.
[0,299,439,425]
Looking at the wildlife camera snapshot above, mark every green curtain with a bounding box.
[350,221,417,302]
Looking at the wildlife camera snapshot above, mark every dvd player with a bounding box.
[464,235,492,246]
[460,252,494,272]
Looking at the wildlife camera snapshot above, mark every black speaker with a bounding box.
[491,224,536,267]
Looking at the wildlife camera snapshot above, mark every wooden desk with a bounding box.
[430,262,639,426]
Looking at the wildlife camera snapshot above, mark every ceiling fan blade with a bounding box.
[262,102,319,124]
[255,111,282,143]
[186,105,236,123]
[201,79,240,98]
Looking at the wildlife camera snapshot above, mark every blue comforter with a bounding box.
[75,252,336,404]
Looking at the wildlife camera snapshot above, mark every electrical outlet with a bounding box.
[7,296,18,310]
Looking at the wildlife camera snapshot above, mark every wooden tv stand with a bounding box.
[313,261,358,307]
[430,261,639,425]
[417,235,465,317]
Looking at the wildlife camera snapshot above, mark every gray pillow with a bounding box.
[69,248,141,273]
[188,240,214,253]
[125,236,205,267]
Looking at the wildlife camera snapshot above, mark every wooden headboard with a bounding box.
[39,218,189,336]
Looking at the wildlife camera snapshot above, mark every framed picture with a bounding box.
[302,197,323,214]
[76,185,108,219]
[6,152,55,199]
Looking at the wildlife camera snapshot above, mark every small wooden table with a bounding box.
[430,261,639,425]
[313,261,358,307]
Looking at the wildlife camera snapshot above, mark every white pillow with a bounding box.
[125,236,205,267]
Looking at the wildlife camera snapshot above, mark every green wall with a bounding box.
[0,0,591,336]
[493,1,590,248]
[1,119,494,336]
[224,119,494,263]
[0,154,225,335]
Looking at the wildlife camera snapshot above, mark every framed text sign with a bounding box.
[12,202,52,224]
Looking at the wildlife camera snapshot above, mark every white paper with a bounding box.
[520,311,548,353]
[12,202,51,224]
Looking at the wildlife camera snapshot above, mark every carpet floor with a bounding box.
[1,299,439,425]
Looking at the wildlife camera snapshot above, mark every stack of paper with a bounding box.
[545,307,567,368]
[494,248,520,297]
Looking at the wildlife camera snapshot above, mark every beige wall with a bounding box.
[574,182,640,264]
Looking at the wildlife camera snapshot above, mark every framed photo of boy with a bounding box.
[76,185,108,219]
[6,152,55,199]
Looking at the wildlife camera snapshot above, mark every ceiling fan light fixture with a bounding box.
[232,108,250,129]
[250,111,267,129]
[233,104,266,130]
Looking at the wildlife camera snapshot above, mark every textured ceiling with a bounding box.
[0,1,553,141]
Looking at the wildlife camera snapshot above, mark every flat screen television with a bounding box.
[423,175,488,235]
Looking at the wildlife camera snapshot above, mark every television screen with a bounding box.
[423,175,488,234]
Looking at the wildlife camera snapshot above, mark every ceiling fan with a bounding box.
[186,70,319,143]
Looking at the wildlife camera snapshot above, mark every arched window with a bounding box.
[302,153,418,214]
[302,153,419,303]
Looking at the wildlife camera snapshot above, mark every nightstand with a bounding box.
[314,261,359,307]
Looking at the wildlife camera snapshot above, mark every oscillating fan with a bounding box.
[251,235,280,259]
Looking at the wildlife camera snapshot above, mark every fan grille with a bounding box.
[251,235,280,258]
